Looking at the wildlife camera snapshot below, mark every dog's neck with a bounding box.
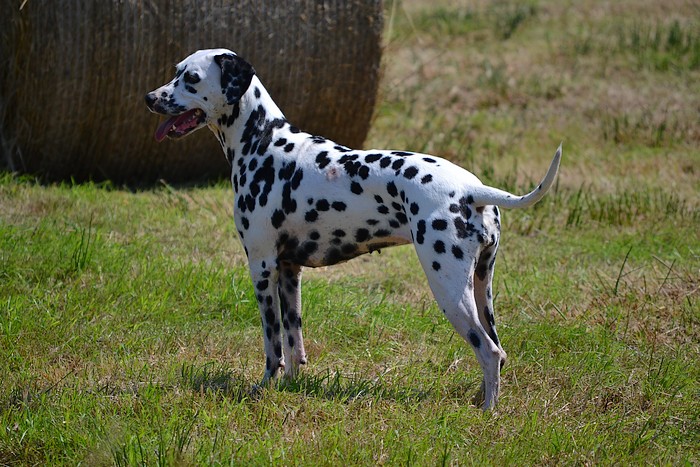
[210,76,289,168]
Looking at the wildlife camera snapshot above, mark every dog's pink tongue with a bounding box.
[154,116,179,142]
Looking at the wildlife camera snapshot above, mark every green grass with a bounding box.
[2,0,699,464]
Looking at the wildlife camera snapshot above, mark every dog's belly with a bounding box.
[279,235,410,268]
[274,208,413,267]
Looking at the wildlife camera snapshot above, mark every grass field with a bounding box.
[1,0,699,464]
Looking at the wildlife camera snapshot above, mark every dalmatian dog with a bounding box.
[145,48,561,410]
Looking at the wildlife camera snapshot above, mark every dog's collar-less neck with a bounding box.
[215,76,289,169]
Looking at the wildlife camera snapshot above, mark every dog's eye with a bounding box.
[184,71,201,85]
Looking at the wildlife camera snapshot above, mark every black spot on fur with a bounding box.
[434,240,446,254]
[454,218,476,239]
[278,161,296,180]
[355,228,370,243]
[350,182,363,195]
[305,210,318,222]
[291,169,304,190]
[358,165,370,180]
[341,243,358,255]
[468,331,481,348]
[403,166,419,179]
[485,306,495,326]
[315,151,331,169]
[281,183,296,214]
[432,219,448,231]
[475,250,492,280]
[458,196,472,219]
[250,155,275,207]
[324,248,342,265]
[416,220,426,244]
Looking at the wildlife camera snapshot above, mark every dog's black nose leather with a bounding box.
[144,93,157,108]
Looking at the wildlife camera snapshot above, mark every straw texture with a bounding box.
[0,0,383,183]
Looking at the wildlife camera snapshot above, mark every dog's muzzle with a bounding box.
[144,92,206,142]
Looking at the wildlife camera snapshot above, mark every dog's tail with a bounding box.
[470,143,562,209]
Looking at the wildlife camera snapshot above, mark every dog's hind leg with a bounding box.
[473,207,506,364]
[414,241,505,410]
[278,261,307,379]
[474,243,505,357]
[472,240,507,406]
[445,290,504,410]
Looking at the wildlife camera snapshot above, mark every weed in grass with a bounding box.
[476,59,510,102]
[600,108,696,147]
[68,215,96,275]
[570,18,700,72]
[279,370,433,405]
[397,6,482,40]
[563,185,698,228]
[180,362,252,402]
[389,0,537,43]
[618,20,700,71]
[492,0,538,40]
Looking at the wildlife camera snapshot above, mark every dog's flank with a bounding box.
[146,48,562,410]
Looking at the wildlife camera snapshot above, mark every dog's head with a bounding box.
[145,48,255,142]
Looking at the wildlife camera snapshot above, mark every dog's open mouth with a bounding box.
[154,108,206,142]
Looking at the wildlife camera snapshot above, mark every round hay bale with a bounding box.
[0,0,383,184]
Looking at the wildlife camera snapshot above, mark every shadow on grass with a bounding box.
[179,362,434,404]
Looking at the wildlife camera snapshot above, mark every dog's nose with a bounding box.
[144,92,157,109]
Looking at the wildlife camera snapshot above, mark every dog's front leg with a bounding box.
[249,258,285,383]
[278,261,307,379]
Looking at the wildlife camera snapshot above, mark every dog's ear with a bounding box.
[214,53,256,105]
